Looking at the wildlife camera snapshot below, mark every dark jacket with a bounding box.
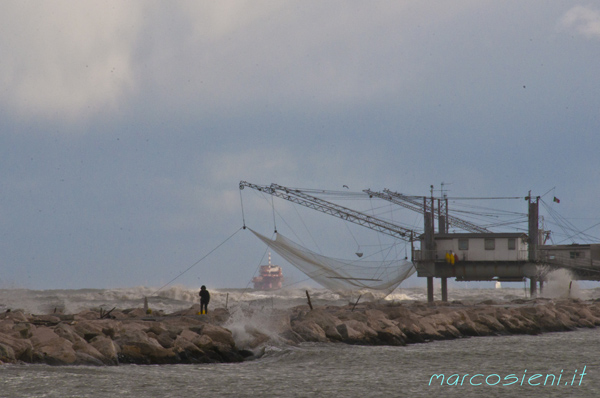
[199,289,210,304]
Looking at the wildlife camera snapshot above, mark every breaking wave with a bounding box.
[2,284,600,316]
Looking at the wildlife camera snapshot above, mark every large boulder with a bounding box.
[336,319,378,344]
[89,335,119,365]
[30,327,78,365]
[151,330,177,349]
[173,332,210,363]
[363,310,407,345]
[0,343,16,362]
[471,313,507,334]
[54,323,86,344]
[0,333,33,362]
[0,310,29,323]
[574,307,600,326]
[0,319,15,334]
[75,310,101,321]
[12,322,35,339]
[74,321,105,342]
[295,309,342,341]
[191,324,236,348]
[291,320,327,342]
[72,340,109,365]
[419,313,461,339]
[31,315,61,326]
[115,328,178,364]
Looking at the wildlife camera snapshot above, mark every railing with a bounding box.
[538,252,598,271]
[413,250,529,262]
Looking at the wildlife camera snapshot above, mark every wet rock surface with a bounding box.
[0,306,247,365]
[286,298,600,346]
[1,298,599,365]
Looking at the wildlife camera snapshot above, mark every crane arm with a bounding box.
[239,181,416,241]
[364,189,424,214]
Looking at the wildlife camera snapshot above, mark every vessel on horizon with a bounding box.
[252,252,283,290]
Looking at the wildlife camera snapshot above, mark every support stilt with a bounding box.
[441,277,448,302]
[427,277,434,303]
[530,277,537,297]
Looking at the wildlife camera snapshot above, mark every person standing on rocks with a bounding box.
[199,285,210,314]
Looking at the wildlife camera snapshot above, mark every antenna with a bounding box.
[440,182,453,199]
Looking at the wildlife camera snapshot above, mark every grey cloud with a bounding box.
[560,5,600,39]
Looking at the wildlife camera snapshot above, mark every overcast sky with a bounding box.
[1,1,599,290]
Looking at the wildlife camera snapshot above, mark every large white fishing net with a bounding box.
[250,229,415,296]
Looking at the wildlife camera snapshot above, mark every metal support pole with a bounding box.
[530,277,537,297]
[441,277,448,302]
[430,192,435,237]
[306,290,313,310]
[438,198,442,233]
[445,197,449,233]
[528,195,539,263]
[427,277,434,303]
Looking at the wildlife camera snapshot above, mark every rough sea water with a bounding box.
[2,278,600,397]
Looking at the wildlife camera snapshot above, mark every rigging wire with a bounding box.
[576,220,600,239]
[540,186,556,199]
[444,196,523,200]
[541,199,582,242]
[389,202,401,260]
[369,196,384,261]
[271,195,278,233]
[239,235,273,301]
[291,202,323,254]
[368,196,391,280]
[151,227,243,296]
[239,188,246,229]
[541,199,598,243]
[343,219,362,255]
[449,202,526,217]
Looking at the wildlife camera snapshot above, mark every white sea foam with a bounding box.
[541,269,582,299]
[223,306,290,349]
[2,285,600,315]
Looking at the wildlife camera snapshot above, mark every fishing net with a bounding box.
[250,229,415,296]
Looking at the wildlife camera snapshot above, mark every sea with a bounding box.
[1,283,600,398]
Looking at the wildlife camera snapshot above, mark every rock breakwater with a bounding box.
[0,306,250,366]
[1,298,599,365]
[282,298,600,346]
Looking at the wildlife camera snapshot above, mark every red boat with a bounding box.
[252,253,283,290]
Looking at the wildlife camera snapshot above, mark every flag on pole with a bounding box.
[553,196,560,203]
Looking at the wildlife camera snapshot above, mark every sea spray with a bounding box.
[3,286,600,317]
[223,306,292,350]
[542,269,581,299]
[385,291,425,302]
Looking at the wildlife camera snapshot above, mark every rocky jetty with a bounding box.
[281,298,600,346]
[0,306,251,366]
[1,298,600,365]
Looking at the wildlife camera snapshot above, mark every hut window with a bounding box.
[458,239,469,250]
[508,238,516,250]
[485,238,495,250]
[570,251,585,259]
